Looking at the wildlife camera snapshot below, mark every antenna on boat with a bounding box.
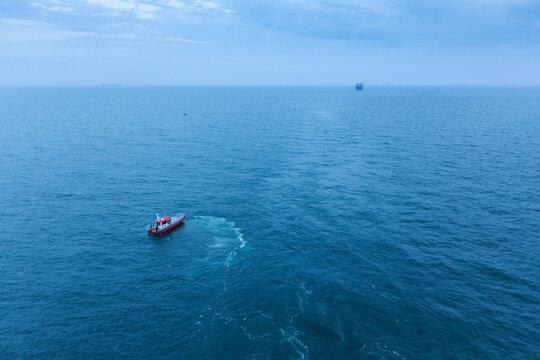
[156,213,160,220]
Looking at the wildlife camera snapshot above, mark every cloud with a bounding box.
[134,3,162,19]
[86,0,163,19]
[104,32,207,44]
[222,0,396,39]
[460,0,533,6]
[155,36,208,44]
[86,0,136,11]
[220,0,539,42]
[0,18,94,42]
[195,0,220,9]
[161,0,235,13]
[105,32,208,44]
[163,0,187,8]
[17,0,538,45]
[31,2,76,12]
[84,0,233,19]
[280,0,398,17]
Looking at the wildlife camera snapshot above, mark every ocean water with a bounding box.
[0,86,538,359]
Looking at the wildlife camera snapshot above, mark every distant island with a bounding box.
[101,83,121,87]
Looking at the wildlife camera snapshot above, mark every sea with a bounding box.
[0,86,538,359]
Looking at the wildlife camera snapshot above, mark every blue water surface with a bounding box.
[0,86,539,359]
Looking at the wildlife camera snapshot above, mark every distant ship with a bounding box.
[355,83,363,90]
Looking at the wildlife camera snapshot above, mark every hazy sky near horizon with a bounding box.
[0,0,539,85]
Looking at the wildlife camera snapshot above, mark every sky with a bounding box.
[0,0,539,85]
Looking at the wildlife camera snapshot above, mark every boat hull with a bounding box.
[147,214,185,235]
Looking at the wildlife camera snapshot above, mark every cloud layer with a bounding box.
[14,0,540,43]
[0,17,93,42]
[0,0,539,85]
[83,0,234,19]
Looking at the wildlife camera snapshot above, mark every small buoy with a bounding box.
[184,107,187,116]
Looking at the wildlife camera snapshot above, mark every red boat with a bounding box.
[148,213,185,235]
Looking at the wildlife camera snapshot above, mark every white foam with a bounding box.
[296,290,304,312]
[193,216,247,250]
[280,329,309,360]
[225,251,236,267]
[237,231,246,248]
[300,282,312,295]
[190,216,248,268]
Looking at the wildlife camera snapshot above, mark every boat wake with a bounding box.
[190,216,247,267]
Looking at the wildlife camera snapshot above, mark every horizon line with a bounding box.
[1,84,540,87]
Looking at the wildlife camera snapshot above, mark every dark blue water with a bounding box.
[1,87,539,359]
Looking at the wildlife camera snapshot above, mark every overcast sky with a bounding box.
[1,0,539,85]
